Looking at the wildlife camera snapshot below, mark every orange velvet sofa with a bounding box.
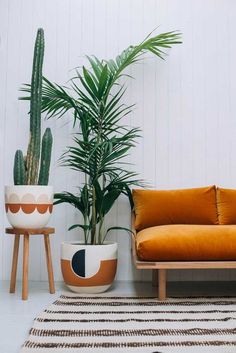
[132,186,236,300]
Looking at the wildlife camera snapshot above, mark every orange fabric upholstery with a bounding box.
[133,186,218,231]
[136,224,236,261]
[217,187,236,225]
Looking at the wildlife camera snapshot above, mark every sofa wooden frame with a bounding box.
[131,212,236,300]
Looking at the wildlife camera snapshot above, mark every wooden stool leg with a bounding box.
[22,233,29,300]
[158,269,167,301]
[10,234,20,293]
[44,234,55,294]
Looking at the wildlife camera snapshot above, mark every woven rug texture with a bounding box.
[20,294,236,353]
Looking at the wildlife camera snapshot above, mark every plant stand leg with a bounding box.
[9,234,20,293]
[44,234,55,294]
[22,233,29,300]
[158,269,167,301]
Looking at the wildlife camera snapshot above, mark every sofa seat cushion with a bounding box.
[136,224,236,261]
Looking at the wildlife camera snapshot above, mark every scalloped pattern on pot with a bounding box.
[5,193,53,214]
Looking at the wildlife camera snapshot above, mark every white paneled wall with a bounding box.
[1,0,236,282]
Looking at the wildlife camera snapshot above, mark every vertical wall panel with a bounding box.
[1,0,236,282]
[0,0,10,280]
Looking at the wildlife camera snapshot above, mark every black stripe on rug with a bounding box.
[29,327,236,337]
[23,340,236,349]
[60,295,236,300]
[36,316,236,323]
[45,309,236,314]
[55,299,236,306]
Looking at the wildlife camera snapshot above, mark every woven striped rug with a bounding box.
[20,294,236,353]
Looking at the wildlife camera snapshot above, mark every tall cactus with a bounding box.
[25,28,44,184]
[13,28,53,186]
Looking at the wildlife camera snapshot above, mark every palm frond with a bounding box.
[36,29,182,244]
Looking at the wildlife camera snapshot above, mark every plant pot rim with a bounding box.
[61,241,117,247]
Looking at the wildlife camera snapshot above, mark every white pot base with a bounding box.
[67,284,111,294]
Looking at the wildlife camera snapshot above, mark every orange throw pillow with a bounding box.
[217,187,236,224]
[132,186,218,231]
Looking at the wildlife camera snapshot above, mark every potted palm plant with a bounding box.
[5,28,53,229]
[29,30,181,292]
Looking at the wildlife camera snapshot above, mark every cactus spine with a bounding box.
[13,28,53,186]
[38,128,53,185]
[14,150,26,185]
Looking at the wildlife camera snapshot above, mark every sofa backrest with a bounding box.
[132,186,218,231]
[217,187,236,225]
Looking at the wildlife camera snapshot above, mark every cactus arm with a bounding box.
[38,128,53,185]
[26,28,44,184]
[13,150,26,185]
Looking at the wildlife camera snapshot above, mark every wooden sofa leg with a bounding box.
[158,269,167,301]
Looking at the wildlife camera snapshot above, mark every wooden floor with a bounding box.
[0,280,236,353]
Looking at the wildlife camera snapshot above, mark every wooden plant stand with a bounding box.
[6,227,55,300]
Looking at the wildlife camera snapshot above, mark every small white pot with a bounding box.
[5,185,53,229]
[61,241,118,293]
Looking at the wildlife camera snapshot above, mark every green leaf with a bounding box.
[97,64,108,99]
[83,66,98,91]
[87,55,103,80]
[68,224,90,231]
[101,189,121,216]
[106,226,134,235]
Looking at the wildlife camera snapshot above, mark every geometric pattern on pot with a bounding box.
[61,257,117,287]
[61,245,118,287]
[5,193,53,214]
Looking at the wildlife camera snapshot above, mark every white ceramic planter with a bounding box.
[61,241,118,293]
[5,185,53,229]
